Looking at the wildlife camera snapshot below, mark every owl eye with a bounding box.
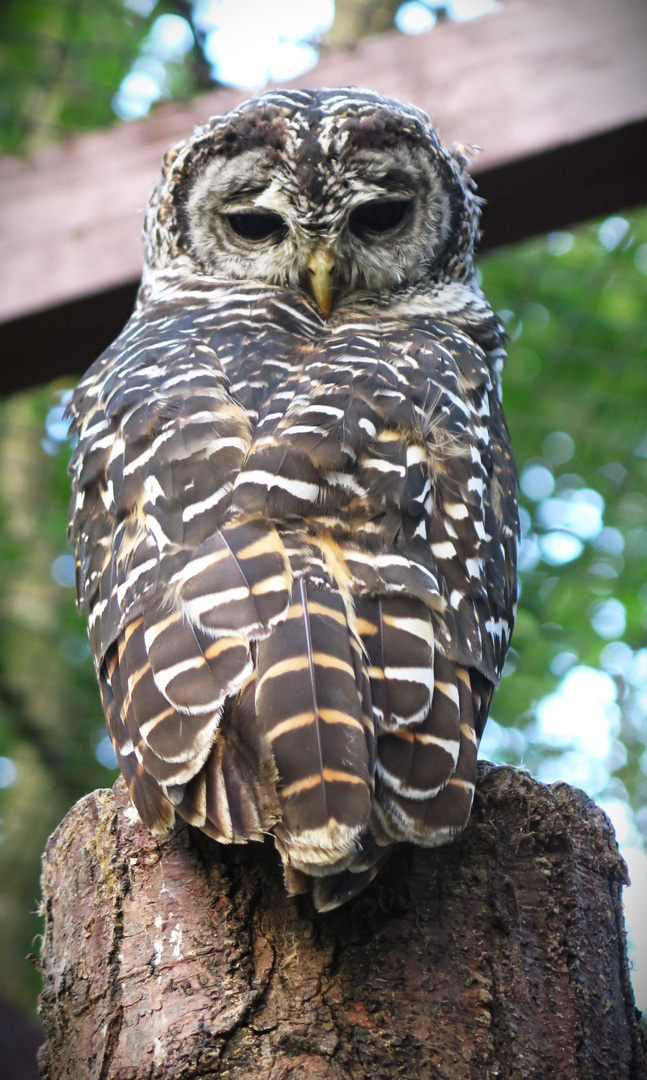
[349,199,412,238]
[225,210,286,242]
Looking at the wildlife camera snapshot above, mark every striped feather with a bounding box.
[144,611,251,714]
[376,649,460,803]
[376,662,479,845]
[99,648,175,834]
[256,580,371,870]
[356,595,434,729]
[172,519,290,639]
[115,616,219,786]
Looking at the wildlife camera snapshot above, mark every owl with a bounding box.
[68,88,518,911]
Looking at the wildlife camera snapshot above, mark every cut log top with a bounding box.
[37,764,646,1079]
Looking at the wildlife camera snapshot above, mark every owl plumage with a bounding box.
[68,88,518,911]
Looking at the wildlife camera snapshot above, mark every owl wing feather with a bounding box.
[68,305,292,836]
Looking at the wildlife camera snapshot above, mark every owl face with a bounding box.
[184,141,454,312]
[147,88,481,313]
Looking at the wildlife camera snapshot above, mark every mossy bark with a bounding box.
[37,764,646,1079]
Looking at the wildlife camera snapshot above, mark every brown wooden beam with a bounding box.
[3,116,646,400]
[476,117,647,251]
[1,0,646,394]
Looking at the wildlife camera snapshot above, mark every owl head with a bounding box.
[143,87,482,314]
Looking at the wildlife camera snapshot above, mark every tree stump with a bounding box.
[37,764,646,1079]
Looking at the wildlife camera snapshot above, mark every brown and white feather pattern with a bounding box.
[68,88,518,911]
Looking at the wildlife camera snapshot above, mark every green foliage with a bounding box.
[0,386,112,1008]
[0,0,210,154]
[480,218,647,812]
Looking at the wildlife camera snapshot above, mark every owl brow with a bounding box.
[358,167,417,193]
[224,184,268,203]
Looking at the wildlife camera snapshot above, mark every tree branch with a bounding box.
[37,764,646,1079]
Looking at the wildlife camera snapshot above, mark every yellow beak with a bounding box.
[306,247,336,316]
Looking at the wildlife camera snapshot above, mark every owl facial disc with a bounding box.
[144,88,483,314]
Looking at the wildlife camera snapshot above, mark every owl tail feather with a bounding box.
[171,680,282,842]
[282,812,394,913]
[356,594,435,730]
[256,578,374,874]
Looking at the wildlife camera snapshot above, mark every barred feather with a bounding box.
[376,663,479,845]
[356,595,435,729]
[257,580,372,871]
[99,650,175,834]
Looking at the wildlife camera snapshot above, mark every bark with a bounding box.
[37,764,646,1080]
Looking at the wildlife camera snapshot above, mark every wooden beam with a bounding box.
[1,0,646,394]
[476,117,647,250]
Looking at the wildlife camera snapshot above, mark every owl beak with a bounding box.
[306,247,336,316]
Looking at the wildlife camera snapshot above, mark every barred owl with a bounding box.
[68,88,518,911]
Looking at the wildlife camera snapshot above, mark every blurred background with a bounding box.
[0,0,646,1067]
